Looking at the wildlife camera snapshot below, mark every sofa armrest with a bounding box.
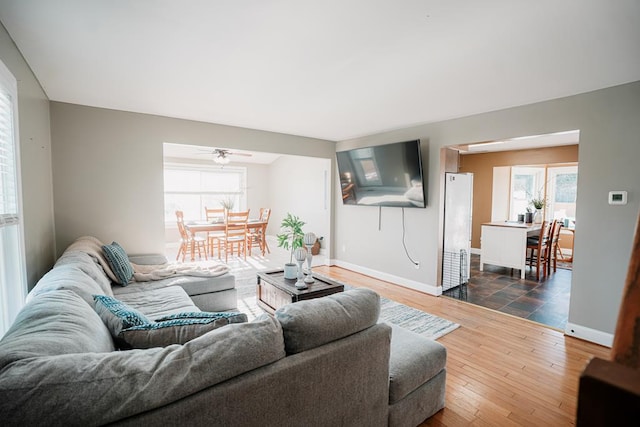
[128,253,169,265]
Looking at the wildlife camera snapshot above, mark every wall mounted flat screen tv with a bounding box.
[336,139,426,208]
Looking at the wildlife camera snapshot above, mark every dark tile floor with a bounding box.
[442,254,571,330]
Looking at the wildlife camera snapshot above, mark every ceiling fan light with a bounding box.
[214,155,230,165]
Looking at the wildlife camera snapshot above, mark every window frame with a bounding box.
[163,162,247,224]
[508,166,546,221]
[546,165,578,222]
[0,58,27,337]
[507,163,578,223]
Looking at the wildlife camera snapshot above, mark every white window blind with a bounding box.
[163,163,247,222]
[0,88,18,223]
[0,59,26,337]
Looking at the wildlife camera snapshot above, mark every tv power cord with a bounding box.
[401,208,420,269]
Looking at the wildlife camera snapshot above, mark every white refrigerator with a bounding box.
[442,172,473,290]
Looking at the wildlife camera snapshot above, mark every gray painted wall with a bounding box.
[336,81,640,339]
[49,102,336,256]
[268,155,331,257]
[0,23,55,289]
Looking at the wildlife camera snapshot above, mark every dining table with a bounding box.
[480,221,542,279]
[184,218,268,261]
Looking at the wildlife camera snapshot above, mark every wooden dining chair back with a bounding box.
[259,207,271,222]
[175,210,208,262]
[526,220,553,280]
[204,207,226,222]
[248,208,271,256]
[547,220,564,274]
[204,206,226,257]
[218,210,250,262]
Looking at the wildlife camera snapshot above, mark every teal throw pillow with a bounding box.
[93,294,150,336]
[119,312,248,349]
[102,241,134,285]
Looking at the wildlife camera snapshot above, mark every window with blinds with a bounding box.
[0,88,18,225]
[0,59,26,337]
[163,163,247,222]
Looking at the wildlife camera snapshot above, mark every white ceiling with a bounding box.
[460,129,580,154]
[1,1,639,142]
[163,143,281,164]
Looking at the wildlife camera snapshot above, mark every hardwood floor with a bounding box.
[313,265,610,426]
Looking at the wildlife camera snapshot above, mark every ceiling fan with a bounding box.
[199,148,252,165]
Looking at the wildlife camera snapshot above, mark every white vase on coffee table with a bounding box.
[283,263,297,280]
[293,247,308,289]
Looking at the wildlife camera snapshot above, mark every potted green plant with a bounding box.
[529,194,546,223]
[276,213,306,279]
[530,197,545,210]
[219,196,235,212]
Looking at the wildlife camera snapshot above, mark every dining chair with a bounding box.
[175,210,208,262]
[217,210,250,263]
[204,206,226,257]
[247,208,271,256]
[526,220,553,280]
[547,220,564,274]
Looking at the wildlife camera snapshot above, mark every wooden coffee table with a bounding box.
[256,269,345,314]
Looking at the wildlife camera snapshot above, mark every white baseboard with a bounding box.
[565,322,614,348]
[327,259,441,296]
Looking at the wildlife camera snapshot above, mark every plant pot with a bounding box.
[283,263,297,280]
[534,209,543,224]
[525,212,534,224]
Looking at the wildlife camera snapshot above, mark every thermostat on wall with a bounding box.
[608,191,627,205]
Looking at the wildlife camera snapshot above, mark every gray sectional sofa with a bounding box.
[0,237,447,426]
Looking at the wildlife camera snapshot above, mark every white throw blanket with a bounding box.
[131,262,229,282]
[65,236,229,283]
[65,236,121,283]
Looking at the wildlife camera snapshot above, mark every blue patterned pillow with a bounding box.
[93,294,150,336]
[118,311,248,349]
[155,312,244,322]
[102,241,134,285]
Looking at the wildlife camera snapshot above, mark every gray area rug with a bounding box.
[233,269,459,340]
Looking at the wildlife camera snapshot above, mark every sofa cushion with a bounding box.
[113,273,236,297]
[93,295,150,336]
[127,253,169,265]
[28,264,111,307]
[0,315,286,426]
[102,241,134,285]
[115,286,200,320]
[54,250,113,297]
[388,324,447,404]
[0,290,115,370]
[119,312,248,349]
[275,288,380,354]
